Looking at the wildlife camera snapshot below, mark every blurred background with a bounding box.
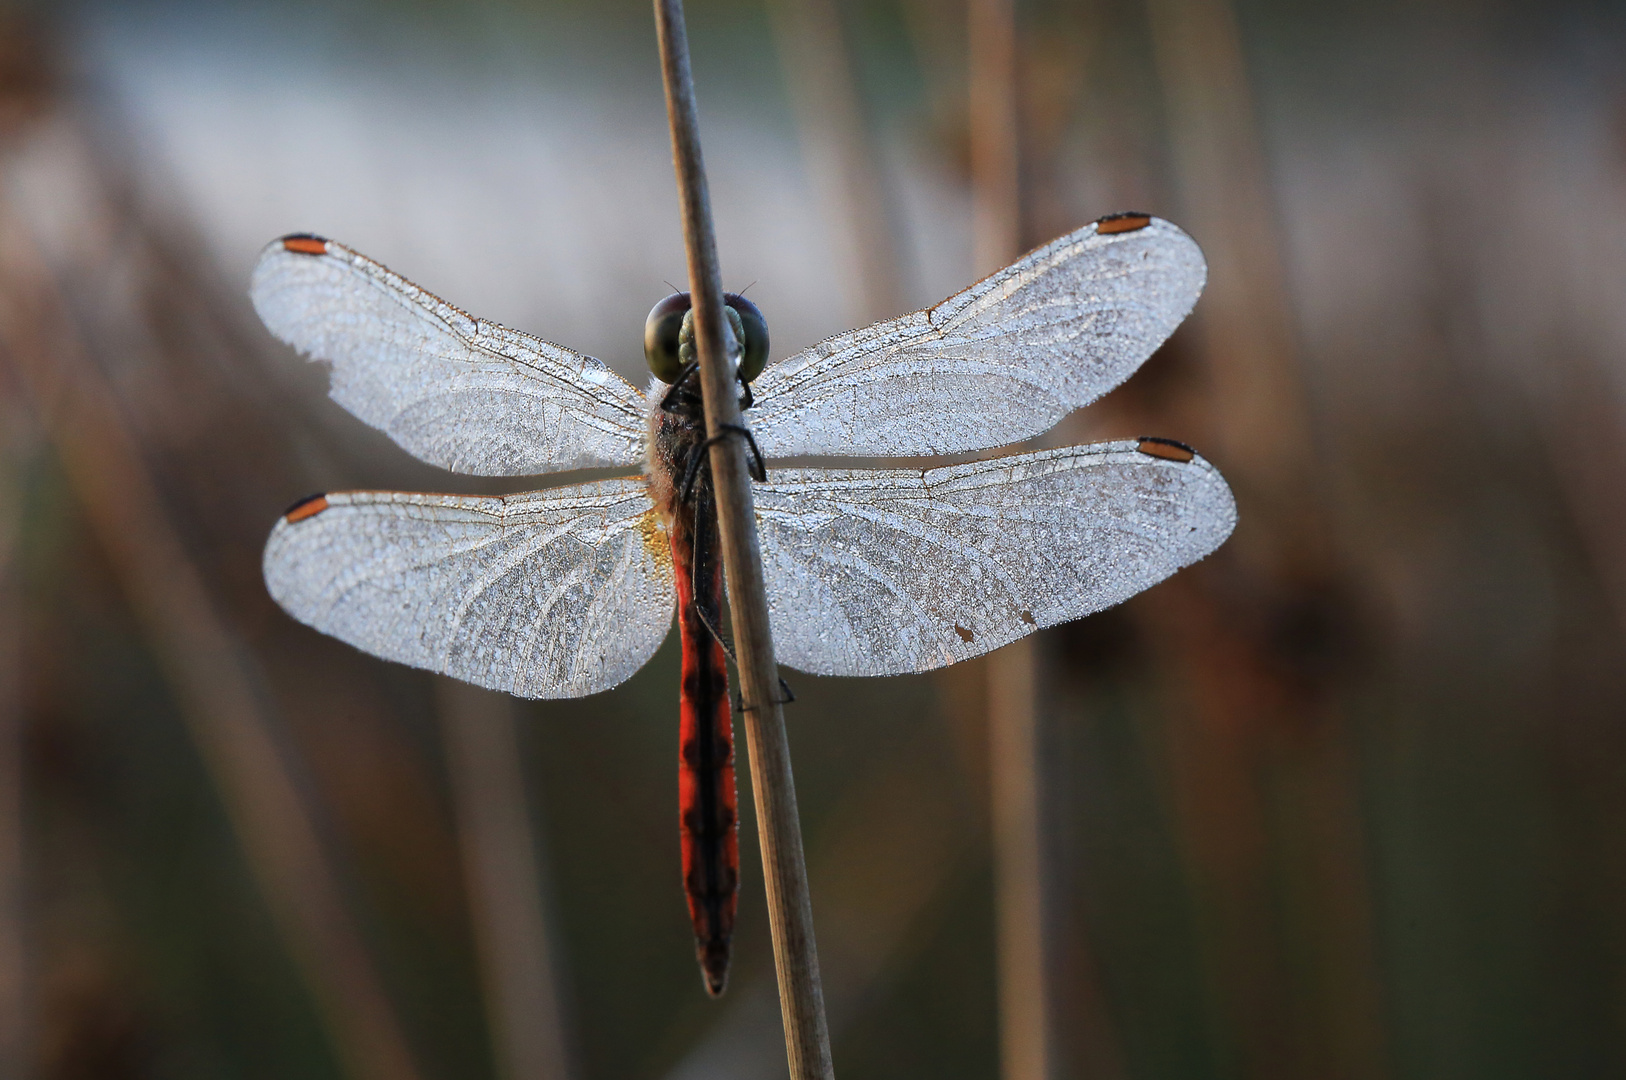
[1,0,1625,1078]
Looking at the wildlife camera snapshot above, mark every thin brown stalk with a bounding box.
[1138,0,1387,1075]
[0,198,424,1080]
[765,0,906,323]
[969,0,1021,277]
[437,679,576,1080]
[1142,0,1326,566]
[969,0,1057,1076]
[986,639,1053,1080]
[651,3,834,1078]
[0,380,31,1080]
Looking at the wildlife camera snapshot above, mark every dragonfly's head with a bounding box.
[644,291,768,386]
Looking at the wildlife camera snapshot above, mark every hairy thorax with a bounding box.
[644,376,712,541]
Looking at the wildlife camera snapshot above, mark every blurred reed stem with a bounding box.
[1142,0,1323,564]
[969,0,1021,275]
[437,679,576,1080]
[0,175,424,1080]
[0,46,46,1072]
[986,637,1053,1080]
[969,0,1060,1077]
[1137,0,1389,1074]
[764,0,907,323]
[652,2,834,1077]
[0,373,31,1080]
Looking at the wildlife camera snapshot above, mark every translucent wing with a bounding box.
[263,480,674,698]
[754,440,1235,676]
[748,216,1205,458]
[251,236,647,475]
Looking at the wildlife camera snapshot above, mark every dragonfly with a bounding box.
[250,212,1236,996]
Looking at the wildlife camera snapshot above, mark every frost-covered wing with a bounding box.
[754,440,1234,676]
[251,235,647,475]
[263,480,673,698]
[748,215,1205,458]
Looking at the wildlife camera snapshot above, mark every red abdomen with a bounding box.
[672,524,739,996]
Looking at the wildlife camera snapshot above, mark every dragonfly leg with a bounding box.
[679,449,706,505]
[687,493,736,669]
[664,362,755,416]
[736,426,767,482]
[682,494,781,695]
[685,600,794,721]
[693,587,737,667]
[679,424,766,504]
[660,362,701,413]
[737,677,796,713]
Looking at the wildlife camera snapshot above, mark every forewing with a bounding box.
[754,440,1235,676]
[749,216,1205,458]
[263,480,673,698]
[251,236,647,474]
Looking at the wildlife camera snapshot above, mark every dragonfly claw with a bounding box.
[737,678,796,714]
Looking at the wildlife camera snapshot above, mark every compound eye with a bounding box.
[724,293,769,383]
[643,292,692,383]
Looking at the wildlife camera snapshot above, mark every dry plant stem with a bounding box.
[438,680,575,1080]
[1139,0,1386,1074]
[0,396,30,1080]
[986,638,1053,1080]
[969,0,1020,278]
[1142,0,1326,564]
[970,0,1057,1077]
[0,207,423,1080]
[765,0,905,323]
[651,2,835,1078]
